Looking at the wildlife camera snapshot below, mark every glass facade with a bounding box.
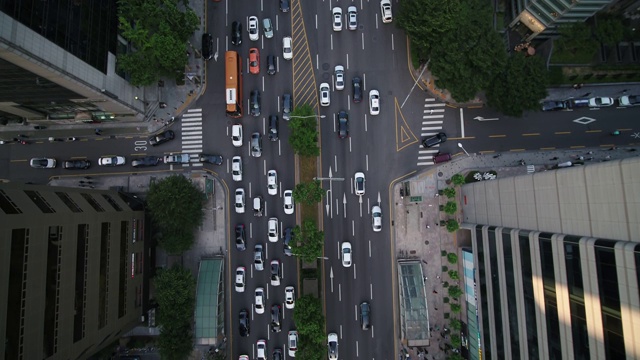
[594,240,625,359]
[563,236,589,360]
[539,234,561,359]
[501,229,520,360]
[487,226,505,358]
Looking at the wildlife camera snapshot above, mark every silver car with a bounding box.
[251,132,262,157]
[263,18,274,38]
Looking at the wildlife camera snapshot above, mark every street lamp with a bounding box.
[288,115,326,119]
[458,142,470,157]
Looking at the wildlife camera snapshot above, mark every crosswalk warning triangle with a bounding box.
[395,97,418,152]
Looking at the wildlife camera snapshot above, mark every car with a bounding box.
[164,153,190,164]
[269,115,279,141]
[232,156,243,181]
[588,97,614,107]
[63,159,90,169]
[131,156,160,168]
[268,217,279,242]
[239,356,249,360]
[285,286,295,309]
[231,124,243,147]
[98,156,125,166]
[270,260,281,286]
[380,0,393,23]
[253,196,264,217]
[263,18,274,38]
[270,304,281,332]
[273,348,283,360]
[250,90,261,117]
[618,95,640,106]
[202,33,213,60]
[338,111,349,139]
[251,132,262,157]
[347,6,357,30]
[248,16,259,41]
[283,190,294,215]
[360,302,371,330]
[422,132,447,148]
[249,48,260,74]
[253,244,265,271]
[541,100,569,111]
[30,157,56,169]
[149,130,175,146]
[332,7,343,31]
[372,205,382,232]
[341,241,352,267]
[267,55,277,75]
[354,172,365,196]
[235,224,246,251]
[235,188,245,214]
[239,309,250,337]
[288,331,298,357]
[231,21,242,46]
[282,93,292,120]
[282,36,292,60]
[256,340,267,360]
[352,76,362,103]
[369,90,380,115]
[235,267,245,293]
[283,227,293,256]
[327,333,339,360]
[255,287,265,314]
[267,170,278,195]
[319,82,331,106]
[199,154,223,165]
[334,65,345,90]
[280,0,290,12]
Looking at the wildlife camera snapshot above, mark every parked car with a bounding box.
[372,205,382,232]
[270,260,281,286]
[235,224,246,251]
[98,156,125,166]
[282,93,292,120]
[249,48,260,74]
[282,36,292,60]
[267,170,278,195]
[231,21,242,45]
[164,153,190,164]
[199,154,223,165]
[288,331,298,357]
[248,16,259,41]
[320,82,331,106]
[232,156,243,181]
[354,172,365,196]
[239,309,250,336]
[360,302,371,330]
[588,97,614,107]
[63,159,90,169]
[352,76,362,103]
[334,65,345,90]
[283,190,294,215]
[202,33,213,60]
[347,6,357,30]
[30,157,56,169]
[231,124,243,147]
[263,18,274,38]
[132,156,160,168]
[341,241,352,267]
[285,286,295,309]
[269,115,279,141]
[270,304,281,332]
[235,267,245,292]
[541,100,569,111]
[235,188,245,214]
[338,110,349,139]
[619,94,640,106]
[332,7,343,31]
[267,55,277,75]
[369,90,380,115]
[380,0,393,23]
[250,90,261,117]
[251,132,262,157]
[255,288,265,314]
[254,244,264,271]
[422,132,447,148]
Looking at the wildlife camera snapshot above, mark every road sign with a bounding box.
[409,196,422,202]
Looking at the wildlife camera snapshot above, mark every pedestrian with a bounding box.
[573,84,579,90]
[609,146,617,151]
[427,225,431,229]
[622,89,629,93]
[586,157,594,161]
[434,307,438,311]
[578,83,584,89]
[587,151,593,155]
[436,275,440,279]
[605,155,611,159]
[578,156,584,160]
[550,157,559,161]
[433,290,438,294]
[95,128,102,135]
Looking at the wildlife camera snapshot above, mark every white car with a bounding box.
[354,172,365,196]
[588,97,614,107]
[288,331,298,357]
[372,205,382,232]
[239,356,249,360]
[334,65,345,90]
[283,190,294,215]
[255,287,265,314]
[285,286,296,309]
[235,267,245,293]
[341,242,352,267]
[369,90,380,115]
[267,170,278,195]
[235,188,245,214]
[332,7,343,31]
[256,340,267,360]
[618,95,640,106]
[268,217,279,242]
[347,6,357,30]
[380,0,393,23]
[98,156,125,166]
[248,16,259,41]
[319,82,331,106]
[30,157,56,169]
[231,124,243,147]
[327,333,339,360]
[232,156,242,181]
[282,36,292,60]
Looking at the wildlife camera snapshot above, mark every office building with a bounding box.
[0,183,146,359]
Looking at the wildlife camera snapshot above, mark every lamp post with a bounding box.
[458,142,470,157]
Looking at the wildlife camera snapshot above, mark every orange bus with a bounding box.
[225,51,243,118]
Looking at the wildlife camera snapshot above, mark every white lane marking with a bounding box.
[352,220,355,236]
[369,240,371,257]
[365,155,368,171]
[460,108,465,138]
[355,304,358,321]
[354,263,357,279]
[370,283,373,299]
[339,283,342,301]
[423,103,446,107]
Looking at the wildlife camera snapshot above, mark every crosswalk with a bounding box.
[181,108,203,167]
[417,98,446,166]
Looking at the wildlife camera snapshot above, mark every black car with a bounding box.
[270,304,281,332]
[235,224,246,251]
[149,130,175,146]
[250,90,261,117]
[267,55,277,75]
[282,93,292,120]
[202,33,213,60]
[273,349,283,360]
[199,154,223,165]
[231,21,242,46]
[422,132,447,148]
[360,302,371,330]
[239,309,250,337]
[338,111,349,139]
[268,115,279,141]
[541,100,569,111]
[131,156,161,168]
[280,0,290,12]
[63,159,91,169]
[283,227,293,256]
[352,76,362,103]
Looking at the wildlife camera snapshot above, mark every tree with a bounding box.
[450,318,461,331]
[450,334,462,348]
[446,219,460,233]
[448,270,459,280]
[448,285,462,299]
[297,336,325,360]
[293,295,326,345]
[443,187,456,199]
[554,23,599,63]
[594,16,624,46]
[450,174,465,186]
[291,220,324,263]
[486,53,549,117]
[444,201,458,215]
[450,303,462,314]
[293,180,325,205]
[288,104,320,156]
[447,252,458,264]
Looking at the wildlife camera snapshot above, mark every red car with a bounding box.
[249,48,260,74]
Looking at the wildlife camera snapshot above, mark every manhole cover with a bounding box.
[322,72,331,81]
[322,63,331,71]
[425,241,429,245]
[438,171,444,177]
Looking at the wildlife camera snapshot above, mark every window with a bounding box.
[81,193,104,212]
[55,192,82,213]
[0,190,22,214]
[24,190,55,213]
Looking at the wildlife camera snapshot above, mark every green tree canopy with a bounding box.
[448,285,463,299]
[288,104,320,156]
[291,220,324,263]
[448,270,459,280]
[293,180,325,206]
[444,201,458,215]
[450,174,465,186]
[554,22,599,63]
[450,334,462,348]
[450,303,462,314]
[594,16,624,46]
[450,318,462,331]
[443,187,456,199]
[446,219,460,233]
[293,295,326,345]
[447,252,458,264]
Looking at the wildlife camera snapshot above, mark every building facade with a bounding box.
[0,183,146,360]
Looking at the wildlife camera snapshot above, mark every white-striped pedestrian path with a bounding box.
[417,98,446,166]
[181,108,203,167]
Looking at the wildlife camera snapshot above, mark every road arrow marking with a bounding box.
[473,116,499,121]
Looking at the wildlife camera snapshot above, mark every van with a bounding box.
[202,33,213,60]
[263,18,274,38]
[433,152,451,164]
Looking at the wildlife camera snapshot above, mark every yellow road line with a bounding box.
[521,133,540,136]
[489,135,506,138]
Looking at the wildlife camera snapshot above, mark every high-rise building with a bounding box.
[0,0,144,125]
[459,158,640,359]
[0,183,146,360]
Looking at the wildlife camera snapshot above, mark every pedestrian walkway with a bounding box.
[417,98,446,167]
[181,108,204,167]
